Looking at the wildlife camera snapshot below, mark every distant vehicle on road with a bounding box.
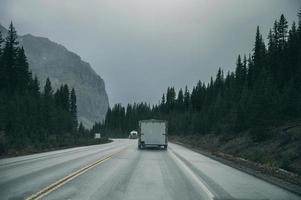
[129,130,138,139]
[138,119,168,150]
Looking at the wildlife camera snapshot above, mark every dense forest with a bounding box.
[0,23,100,156]
[101,12,301,142]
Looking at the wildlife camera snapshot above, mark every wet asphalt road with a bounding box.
[0,139,300,200]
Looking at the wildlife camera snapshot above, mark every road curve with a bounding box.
[0,139,300,200]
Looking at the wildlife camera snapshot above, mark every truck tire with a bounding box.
[163,145,167,150]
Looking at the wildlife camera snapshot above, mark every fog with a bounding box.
[0,0,299,105]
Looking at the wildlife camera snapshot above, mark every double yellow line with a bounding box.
[26,148,127,200]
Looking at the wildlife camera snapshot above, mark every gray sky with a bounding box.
[0,0,299,106]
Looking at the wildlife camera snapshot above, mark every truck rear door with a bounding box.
[142,122,166,145]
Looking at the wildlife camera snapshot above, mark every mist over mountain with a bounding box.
[0,24,109,128]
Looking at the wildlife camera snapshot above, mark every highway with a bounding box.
[0,139,300,200]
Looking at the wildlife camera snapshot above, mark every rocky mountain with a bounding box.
[0,24,109,128]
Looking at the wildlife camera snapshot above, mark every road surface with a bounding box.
[0,139,300,200]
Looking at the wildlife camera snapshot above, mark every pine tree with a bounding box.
[288,22,298,77]
[242,55,247,81]
[246,54,254,88]
[160,94,166,113]
[30,76,40,97]
[277,15,290,87]
[277,14,288,50]
[78,122,85,136]
[2,22,19,93]
[62,84,70,111]
[176,88,184,111]
[44,78,53,97]
[0,31,4,90]
[252,26,266,80]
[70,88,78,131]
[235,55,245,96]
[161,94,165,105]
[184,86,190,111]
[0,31,4,55]
[15,47,30,91]
[0,31,3,43]
[215,68,222,88]
[297,8,301,32]
[273,20,279,47]
[42,78,54,138]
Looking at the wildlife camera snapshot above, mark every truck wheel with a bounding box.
[163,145,167,150]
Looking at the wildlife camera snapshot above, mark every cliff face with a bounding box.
[0,25,109,128]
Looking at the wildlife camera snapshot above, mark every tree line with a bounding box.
[101,12,301,141]
[0,23,98,155]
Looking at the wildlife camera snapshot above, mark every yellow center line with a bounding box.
[25,147,128,200]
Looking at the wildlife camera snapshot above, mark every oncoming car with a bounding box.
[129,130,138,139]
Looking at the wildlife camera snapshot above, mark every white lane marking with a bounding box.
[0,145,117,168]
[25,147,128,200]
[169,149,215,200]
[0,140,123,166]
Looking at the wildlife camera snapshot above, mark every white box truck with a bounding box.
[138,119,168,150]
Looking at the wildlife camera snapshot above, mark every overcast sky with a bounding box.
[0,0,299,106]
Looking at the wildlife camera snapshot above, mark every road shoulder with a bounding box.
[171,140,301,196]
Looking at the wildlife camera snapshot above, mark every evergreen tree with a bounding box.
[252,26,266,80]
[166,87,176,112]
[215,68,224,90]
[78,122,85,136]
[42,78,54,139]
[30,76,40,97]
[277,14,289,50]
[297,8,301,35]
[176,88,184,111]
[2,22,19,93]
[70,88,78,131]
[160,94,166,113]
[184,86,190,111]
[161,94,165,105]
[235,55,245,96]
[15,47,31,91]
[0,31,4,90]
[0,31,4,50]
[44,78,53,97]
